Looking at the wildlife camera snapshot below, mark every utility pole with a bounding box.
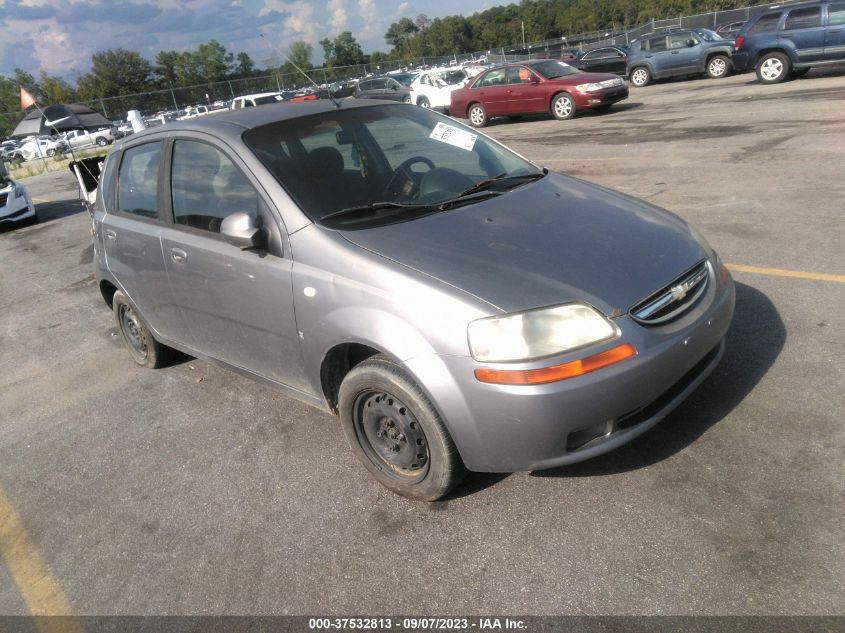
[521,21,526,49]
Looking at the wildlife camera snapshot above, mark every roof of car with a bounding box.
[119,99,392,145]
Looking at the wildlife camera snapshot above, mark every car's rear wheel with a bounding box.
[113,290,172,369]
[46,148,55,157]
[467,103,488,128]
[338,355,466,501]
[551,93,576,120]
[630,66,651,87]
[706,55,730,79]
[96,137,108,146]
[417,96,430,108]
[402,95,412,103]
[756,52,790,84]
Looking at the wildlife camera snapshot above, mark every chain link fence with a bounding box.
[2,2,773,128]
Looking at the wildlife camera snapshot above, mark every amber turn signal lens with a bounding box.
[474,343,637,386]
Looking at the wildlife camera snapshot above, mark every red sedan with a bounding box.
[450,60,629,127]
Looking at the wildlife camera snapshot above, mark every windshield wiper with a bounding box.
[319,201,433,224]
[458,171,547,198]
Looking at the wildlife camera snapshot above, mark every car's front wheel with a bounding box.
[630,66,651,87]
[757,52,790,84]
[551,93,576,120]
[46,148,55,157]
[113,290,172,368]
[338,355,466,501]
[402,95,412,103]
[417,96,430,108]
[96,137,108,146]
[706,55,730,79]
[467,103,488,128]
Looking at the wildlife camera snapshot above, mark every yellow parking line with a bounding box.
[31,197,51,203]
[0,486,83,632]
[541,157,627,162]
[727,263,845,283]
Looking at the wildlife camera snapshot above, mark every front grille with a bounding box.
[0,193,7,207]
[630,260,709,325]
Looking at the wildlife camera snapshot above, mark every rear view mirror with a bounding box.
[221,212,265,250]
[336,130,353,145]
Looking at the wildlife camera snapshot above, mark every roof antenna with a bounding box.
[259,34,341,109]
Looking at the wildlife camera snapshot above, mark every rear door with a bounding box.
[780,5,826,62]
[101,141,182,341]
[824,1,845,60]
[159,137,308,391]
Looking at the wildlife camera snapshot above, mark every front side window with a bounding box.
[784,6,822,29]
[669,33,696,48]
[118,143,160,219]
[506,66,534,84]
[830,2,845,25]
[243,105,540,229]
[170,140,258,233]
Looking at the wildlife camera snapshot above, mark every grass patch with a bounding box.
[10,147,111,181]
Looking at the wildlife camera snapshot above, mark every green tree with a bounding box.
[321,31,365,67]
[385,17,419,54]
[76,49,152,99]
[192,40,233,83]
[234,52,256,78]
[154,50,180,87]
[38,71,76,104]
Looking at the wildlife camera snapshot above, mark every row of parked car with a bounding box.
[1,127,114,163]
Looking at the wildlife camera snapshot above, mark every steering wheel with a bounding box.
[384,156,435,200]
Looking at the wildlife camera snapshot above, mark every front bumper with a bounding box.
[0,187,35,224]
[576,86,629,109]
[406,265,735,472]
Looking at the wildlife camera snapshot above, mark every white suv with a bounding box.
[230,93,285,109]
[0,168,36,225]
[409,67,470,111]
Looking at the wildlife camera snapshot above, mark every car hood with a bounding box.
[338,173,708,316]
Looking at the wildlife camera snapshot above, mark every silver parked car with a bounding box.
[93,101,734,500]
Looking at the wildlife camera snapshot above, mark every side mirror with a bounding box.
[687,39,697,47]
[391,84,398,91]
[221,212,265,250]
[530,76,540,84]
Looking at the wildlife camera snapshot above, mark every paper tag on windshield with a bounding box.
[429,122,477,152]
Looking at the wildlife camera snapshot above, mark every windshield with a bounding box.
[243,104,540,228]
[696,29,722,41]
[254,95,282,105]
[529,60,580,79]
[435,70,467,85]
[391,73,417,86]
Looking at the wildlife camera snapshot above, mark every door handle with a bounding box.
[170,248,187,264]
[104,229,117,241]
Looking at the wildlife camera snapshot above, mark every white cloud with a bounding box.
[327,0,347,32]
[356,0,377,36]
[395,2,410,16]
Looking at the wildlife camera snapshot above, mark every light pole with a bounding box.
[521,21,526,49]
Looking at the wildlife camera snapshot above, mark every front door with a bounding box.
[781,5,826,63]
[160,138,308,391]
[824,1,845,60]
[505,66,545,113]
[665,33,703,74]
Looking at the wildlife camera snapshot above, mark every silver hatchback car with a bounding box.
[93,101,734,500]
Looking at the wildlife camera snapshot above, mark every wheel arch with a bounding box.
[754,47,794,67]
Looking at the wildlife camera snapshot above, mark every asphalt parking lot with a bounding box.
[1,69,843,617]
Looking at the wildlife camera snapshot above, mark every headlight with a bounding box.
[468,303,618,362]
[575,82,603,93]
[13,182,25,199]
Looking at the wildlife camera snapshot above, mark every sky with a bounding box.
[0,0,495,80]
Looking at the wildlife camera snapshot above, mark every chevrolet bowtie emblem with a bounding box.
[670,282,690,301]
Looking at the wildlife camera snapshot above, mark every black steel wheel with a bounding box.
[339,355,466,500]
[112,290,172,368]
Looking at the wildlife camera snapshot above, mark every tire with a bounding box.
[338,355,467,501]
[551,93,576,120]
[112,290,172,369]
[467,103,488,128]
[96,137,108,146]
[417,96,430,108]
[790,67,810,78]
[756,52,790,84]
[706,55,730,79]
[46,148,55,157]
[630,66,651,87]
[402,95,412,103]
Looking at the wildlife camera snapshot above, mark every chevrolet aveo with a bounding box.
[93,100,734,500]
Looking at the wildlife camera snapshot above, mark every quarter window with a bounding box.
[784,6,822,29]
[118,143,161,219]
[170,141,258,233]
[828,2,845,25]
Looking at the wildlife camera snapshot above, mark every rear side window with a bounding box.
[118,143,160,219]
[750,13,782,33]
[831,2,845,25]
[784,6,822,29]
[645,36,668,51]
[477,68,506,86]
[171,140,258,233]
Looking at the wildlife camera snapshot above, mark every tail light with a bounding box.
[735,35,745,51]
